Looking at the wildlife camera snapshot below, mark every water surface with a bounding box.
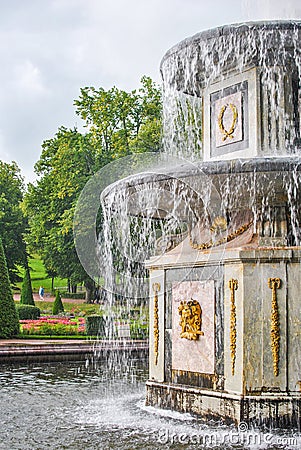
[0,356,299,450]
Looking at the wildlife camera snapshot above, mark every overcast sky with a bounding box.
[0,0,300,183]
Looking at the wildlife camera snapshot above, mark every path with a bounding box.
[13,293,85,304]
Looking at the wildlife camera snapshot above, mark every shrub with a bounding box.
[61,292,85,300]
[52,291,64,315]
[16,305,41,320]
[85,315,105,336]
[0,237,19,337]
[20,266,35,306]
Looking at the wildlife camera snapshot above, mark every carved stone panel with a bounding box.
[172,280,215,374]
[210,81,249,157]
[215,92,243,147]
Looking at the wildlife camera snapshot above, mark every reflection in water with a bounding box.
[0,357,299,450]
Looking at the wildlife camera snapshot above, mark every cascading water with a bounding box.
[95,22,301,307]
[162,21,301,160]
[73,19,301,433]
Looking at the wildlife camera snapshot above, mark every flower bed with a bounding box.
[20,317,85,336]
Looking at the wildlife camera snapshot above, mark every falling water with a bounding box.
[72,19,301,436]
[162,21,301,159]
[74,21,301,308]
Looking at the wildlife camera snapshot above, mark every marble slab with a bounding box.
[172,280,215,374]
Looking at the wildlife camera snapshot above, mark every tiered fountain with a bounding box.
[102,21,301,427]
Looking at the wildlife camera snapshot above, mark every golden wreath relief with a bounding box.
[178,299,204,340]
[218,102,238,142]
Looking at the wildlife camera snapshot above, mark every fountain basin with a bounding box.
[99,21,301,427]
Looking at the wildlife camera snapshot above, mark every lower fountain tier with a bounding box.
[146,381,301,427]
[147,247,301,427]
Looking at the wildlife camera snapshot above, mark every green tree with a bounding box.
[0,237,19,338]
[20,265,35,306]
[74,76,162,158]
[0,161,27,283]
[24,77,162,303]
[52,290,64,315]
[23,128,98,301]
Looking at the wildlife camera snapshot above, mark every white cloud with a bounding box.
[242,0,301,20]
[0,130,10,162]
[13,60,49,96]
[0,0,300,183]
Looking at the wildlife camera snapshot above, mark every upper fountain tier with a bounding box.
[161,21,301,161]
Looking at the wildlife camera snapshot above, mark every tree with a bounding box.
[0,237,19,338]
[23,128,98,301]
[52,290,64,315]
[24,77,162,302]
[20,265,35,306]
[0,161,27,283]
[74,76,162,158]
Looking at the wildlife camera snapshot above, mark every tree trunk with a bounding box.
[71,284,77,294]
[84,279,95,304]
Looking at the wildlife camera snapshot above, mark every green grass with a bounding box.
[14,299,101,317]
[33,301,101,316]
[15,255,68,293]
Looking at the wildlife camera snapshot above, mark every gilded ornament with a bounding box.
[218,103,238,141]
[229,278,238,376]
[268,277,281,377]
[153,282,160,365]
[210,216,228,234]
[178,299,204,340]
[189,220,253,250]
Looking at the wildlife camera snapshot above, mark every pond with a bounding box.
[0,354,299,450]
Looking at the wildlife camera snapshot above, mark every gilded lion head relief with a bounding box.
[178,299,204,340]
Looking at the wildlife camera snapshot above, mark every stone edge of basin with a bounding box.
[0,339,149,362]
[160,19,301,68]
[101,156,301,195]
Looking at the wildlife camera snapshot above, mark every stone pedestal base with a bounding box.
[146,381,301,428]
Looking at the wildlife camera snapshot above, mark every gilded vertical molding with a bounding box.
[153,282,161,365]
[268,277,281,377]
[229,278,238,376]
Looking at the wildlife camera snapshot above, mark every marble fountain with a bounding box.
[100,20,301,427]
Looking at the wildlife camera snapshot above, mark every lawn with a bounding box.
[33,300,101,316]
[16,255,68,293]
[13,254,149,339]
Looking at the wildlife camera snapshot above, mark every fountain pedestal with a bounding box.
[144,20,301,427]
[146,244,301,426]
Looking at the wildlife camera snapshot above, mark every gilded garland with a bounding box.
[268,277,281,377]
[153,282,160,366]
[189,220,253,251]
[218,103,238,142]
[210,216,227,234]
[178,299,204,340]
[229,279,238,376]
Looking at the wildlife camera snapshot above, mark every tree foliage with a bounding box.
[23,128,97,297]
[52,290,64,315]
[0,161,27,283]
[24,76,162,301]
[74,76,162,158]
[0,237,19,338]
[20,266,35,306]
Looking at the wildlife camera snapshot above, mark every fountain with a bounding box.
[74,20,301,429]
[143,20,301,427]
